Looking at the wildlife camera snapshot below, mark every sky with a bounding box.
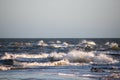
[0,0,120,38]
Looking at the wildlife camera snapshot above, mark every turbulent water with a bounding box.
[0,38,120,80]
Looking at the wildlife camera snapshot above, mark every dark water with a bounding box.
[0,38,120,80]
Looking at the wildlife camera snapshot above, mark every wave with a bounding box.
[93,54,118,64]
[14,59,70,67]
[105,42,120,50]
[76,40,96,51]
[0,50,118,70]
[0,49,118,71]
[0,65,12,70]
[1,52,49,59]
[33,40,48,47]
[1,40,120,54]
[33,40,71,48]
[81,40,96,46]
[65,50,94,63]
[58,73,75,76]
[0,50,118,65]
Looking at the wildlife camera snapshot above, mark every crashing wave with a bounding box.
[49,42,69,48]
[65,50,94,63]
[33,40,48,47]
[0,50,118,65]
[81,40,96,46]
[56,40,61,44]
[0,52,49,59]
[105,42,120,50]
[76,40,96,50]
[93,54,118,64]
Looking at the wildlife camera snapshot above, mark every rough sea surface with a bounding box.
[0,38,120,80]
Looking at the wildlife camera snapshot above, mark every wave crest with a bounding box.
[0,50,118,68]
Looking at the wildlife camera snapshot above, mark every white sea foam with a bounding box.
[76,40,96,49]
[82,74,98,78]
[33,40,48,46]
[14,59,69,67]
[1,52,49,59]
[49,42,69,48]
[65,50,94,63]
[93,54,118,64]
[0,50,118,67]
[58,73,75,76]
[0,65,12,70]
[56,40,61,44]
[48,52,66,61]
[82,40,96,46]
[105,42,119,50]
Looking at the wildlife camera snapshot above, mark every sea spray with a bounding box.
[65,50,94,63]
[48,52,66,61]
[93,54,118,64]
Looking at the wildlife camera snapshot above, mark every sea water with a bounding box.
[0,38,120,80]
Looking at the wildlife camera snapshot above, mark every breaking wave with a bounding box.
[0,65,12,70]
[105,42,120,50]
[0,50,118,69]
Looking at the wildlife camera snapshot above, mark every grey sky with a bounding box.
[0,0,120,38]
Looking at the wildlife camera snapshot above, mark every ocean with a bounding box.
[0,38,120,80]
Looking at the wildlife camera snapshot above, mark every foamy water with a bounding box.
[0,50,118,69]
[0,38,120,80]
